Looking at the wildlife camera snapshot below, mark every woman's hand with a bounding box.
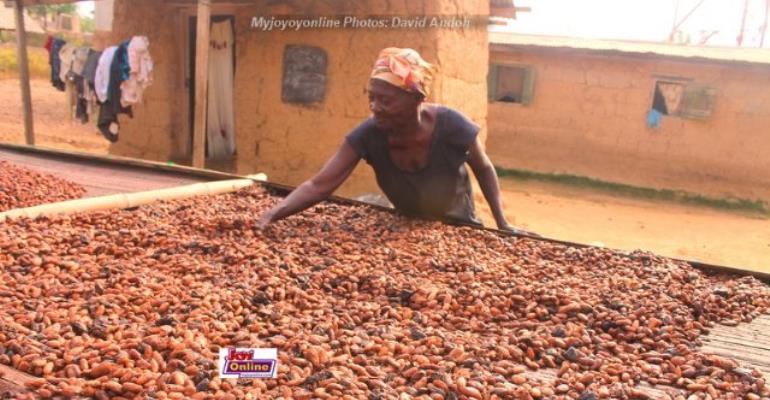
[253,142,361,228]
[497,221,542,237]
[256,208,277,229]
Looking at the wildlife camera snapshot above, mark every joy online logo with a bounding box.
[219,348,278,379]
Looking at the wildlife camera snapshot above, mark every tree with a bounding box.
[80,16,95,34]
[27,5,77,32]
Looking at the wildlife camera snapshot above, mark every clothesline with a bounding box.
[44,35,154,143]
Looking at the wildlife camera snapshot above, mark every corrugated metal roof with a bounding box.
[489,32,770,67]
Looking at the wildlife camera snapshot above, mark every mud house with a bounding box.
[487,32,770,203]
[102,0,500,197]
[9,0,523,197]
[31,0,770,205]
[0,5,44,39]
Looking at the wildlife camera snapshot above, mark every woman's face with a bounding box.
[367,79,421,131]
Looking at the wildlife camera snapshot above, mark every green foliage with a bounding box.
[0,46,50,80]
[80,16,95,34]
[28,5,77,18]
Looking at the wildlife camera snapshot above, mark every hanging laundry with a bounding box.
[97,40,133,143]
[94,46,118,104]
[121,36,154,107]
[82,50,101,85]
[71,48,89,123]
[52,36,153,141]
[47,37,67,91]
[73,75,88,123]
[71,47,90,77]
[82,50,102,119]
[44,35,53,53]
[58,43,79,119]
[58,43,78,84]
[646,109,662,129]
[206,21,236,159]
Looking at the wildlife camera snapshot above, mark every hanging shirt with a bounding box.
[58,43,77,83]
[44,35,53,55]
[95,46,118,103]
[82,50,102,85]
[345,105,482,225]
[71,47,90,77]
[120,36,154,107]
[97,40,132,143]
[49,38,67,91]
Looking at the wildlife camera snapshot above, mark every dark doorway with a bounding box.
[187,15,236,158]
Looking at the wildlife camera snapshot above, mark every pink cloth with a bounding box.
[120,36,154,107]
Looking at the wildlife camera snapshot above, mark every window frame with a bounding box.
[650,76,716,120]
[488,63,536,105]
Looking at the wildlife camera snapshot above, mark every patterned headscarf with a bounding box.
[370,47,437,98]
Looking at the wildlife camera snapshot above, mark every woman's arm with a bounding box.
[257,141,361,228]
[466,137,539,236]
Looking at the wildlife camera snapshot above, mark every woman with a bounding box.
[258,47,533,234]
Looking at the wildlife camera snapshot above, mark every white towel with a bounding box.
[95,46,118,103]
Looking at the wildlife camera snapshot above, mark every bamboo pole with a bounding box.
[192,0,211,168]
[0,178,260,222]
[13,0,35,146]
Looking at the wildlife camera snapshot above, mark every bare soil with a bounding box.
[0,79,108,154]
[474,179,770,274]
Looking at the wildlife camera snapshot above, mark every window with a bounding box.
[59,15,73,31]
[488,64,535,105]
[651,79,716,119]
[281,45,327,104]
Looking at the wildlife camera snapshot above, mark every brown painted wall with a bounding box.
[109,0,178,163]
[487,48,770,202]
[109,0,488,199]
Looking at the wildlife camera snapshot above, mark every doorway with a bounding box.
[187,15,236,163]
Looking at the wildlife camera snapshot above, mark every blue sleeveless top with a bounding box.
[345,106,482,225]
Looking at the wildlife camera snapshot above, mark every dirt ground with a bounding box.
[0,79,109,154]
[475,180,770,274]
[1,78,768,273]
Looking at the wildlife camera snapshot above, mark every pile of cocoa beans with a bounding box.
[0,186,768,399]
[0,161,86,212]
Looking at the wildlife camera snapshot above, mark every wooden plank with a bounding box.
[701,315,770,381]
[700,345,770,367]
[704,316,770,345]
[0,364,34,396]
[703,338,770,353]
[0,148,210,198]
[701,343,770,362]
[0,142,245,182]
[192,0,211,169]
[521,367,683,399]
[705,332,770,345]
[13,0,35,146]
[710,319,770,331]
